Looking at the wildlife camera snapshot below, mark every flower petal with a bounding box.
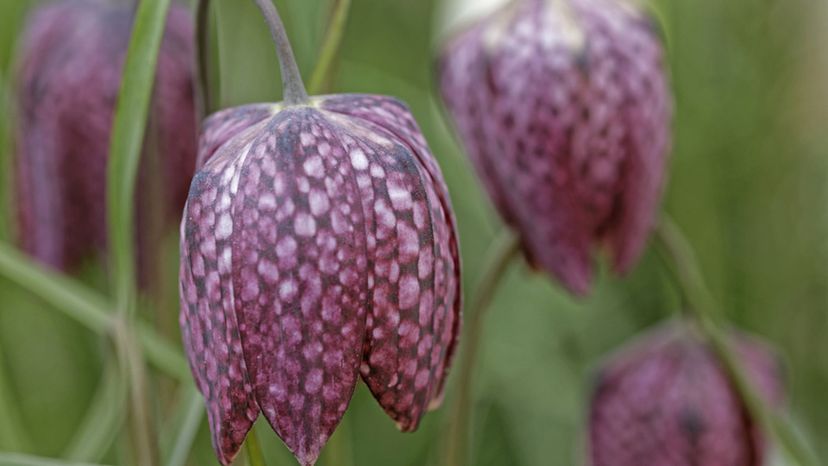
[179,140,260,464]
[438,22,518,227]
[15,0,196,272]
[440,4,596,294]
[197,104,277,168]
[589,322,783,466]
[230,111,368,466]
[439,0,671,294]
[573,0,671,274]
[322,96,462,429]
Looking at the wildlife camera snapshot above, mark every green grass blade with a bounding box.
[0,342,31,452]
[161,385,204,466]
[0,453,111,466]
[63,361,127,462]
[0,242,188,380]
[0,243,110,332]
[106,0,172,317]
[137,322,190,381]
[0,72,11,241]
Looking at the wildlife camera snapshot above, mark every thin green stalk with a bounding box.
[0,243,189,380]
[308,0,351,94]
[0,72,12,241]
[137,322,190,380]
[195,0,213,118]
[444,230,521,466]
[245,428,267,466]
[0,243,110,332]
[0,453,112,466]
[107,1,174,463]
[113,317,158,466]
[0,343,31,451]
[107,0,172,319]
[162,386,204,466]
[653,216,818,466]
[63,360,127,462]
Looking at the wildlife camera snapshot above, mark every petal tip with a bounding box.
[427,391,446,412]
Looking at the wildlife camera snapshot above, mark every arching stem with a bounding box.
[443,230,521,466]
[252,0,309,105]
[653,216,818,466]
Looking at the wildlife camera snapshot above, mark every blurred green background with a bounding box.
[0,0,826,465]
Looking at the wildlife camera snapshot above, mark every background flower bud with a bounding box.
[181,95,461,466]
[14,0,197,272]
[588,321,785,466]
[439,0,671,295]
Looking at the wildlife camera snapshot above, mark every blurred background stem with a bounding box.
[309,0,351,94]
[113,317,157,466]
[107,0,174,463]
[161,386,204,466]
[0,342,31,452]
[654,217,818,466]
[195,0,214,118]
[443,230,521,466]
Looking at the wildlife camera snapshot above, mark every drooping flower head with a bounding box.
[439,0,671,295]
[14,0,196,272]
[588,321,785,466]
[179,2,461,465]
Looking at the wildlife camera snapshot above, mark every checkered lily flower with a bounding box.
[14,0,196,272]
[439,0,671,294]
[589,321,785,466]
[179,2,461,464]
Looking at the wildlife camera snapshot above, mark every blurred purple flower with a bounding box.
[439,0,671,295]
[14,0,197,272]
[589,321,785,466]
[179,95,461,466]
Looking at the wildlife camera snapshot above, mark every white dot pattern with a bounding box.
[588,323,785,466]
[180,96,461,466]
[439,0,671,295]
[14,1,197,278]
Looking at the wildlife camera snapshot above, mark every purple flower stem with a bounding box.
[252,0,308,105]
[443,230,521,466]
[654,216,817,466]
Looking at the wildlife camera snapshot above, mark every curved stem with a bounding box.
[63,359,126,461]
[0,343,32,451]
[106,0,172,458]
[194,0,213,118]
[162,385,204,466]
[252,0,308,105]
[309,0,352,94]
[0,243,189,380]
[653,216,817,466]
[444,230,521,466]
[113,317,158,466]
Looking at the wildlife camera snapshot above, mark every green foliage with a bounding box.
[107,0,172,316]
[0,0,826,465]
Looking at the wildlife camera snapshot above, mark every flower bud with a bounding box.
[180,95,462,465]
[14,0,197,271]
[439,0,671,294]
[588,322,785,466]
